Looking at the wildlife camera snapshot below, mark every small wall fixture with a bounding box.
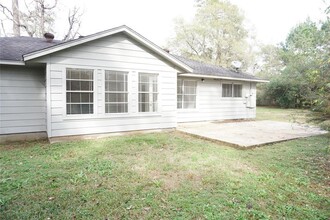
[201,78,205,82]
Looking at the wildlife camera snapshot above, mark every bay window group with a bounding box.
[66,68,158,115]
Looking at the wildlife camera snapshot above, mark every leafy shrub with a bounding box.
[258,78,310,108]
[319,120,330,131]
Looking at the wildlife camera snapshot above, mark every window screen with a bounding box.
[222,84,233,97]
[66,68,94,114]
[105,70,128,113]
[177,79,197,109]
[138,73,158,112]
[233,84,243,97]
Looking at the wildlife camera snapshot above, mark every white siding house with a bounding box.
[44,34,180,137]
[0,25,266,141]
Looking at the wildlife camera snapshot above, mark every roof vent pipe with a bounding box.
[44,33,54,42]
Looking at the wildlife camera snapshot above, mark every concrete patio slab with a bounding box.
[177,120,328,148]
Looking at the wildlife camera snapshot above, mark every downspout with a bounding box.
[46,57,52,138]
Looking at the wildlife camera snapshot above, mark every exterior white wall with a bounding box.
[41,33,178,137]
[177,77,256,123]
[0,65,46,134]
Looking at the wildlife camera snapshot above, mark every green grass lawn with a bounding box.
[256,106,311,124]
[1,108,329,219]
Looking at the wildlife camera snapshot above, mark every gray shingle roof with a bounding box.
[0,35,262,81]
[0,36,61,61]
[173,55,260,81]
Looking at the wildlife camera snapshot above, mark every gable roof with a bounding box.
[0,25,193,72]
[0,25,266,82]
[173,55,266,82]
[23,25,193,72]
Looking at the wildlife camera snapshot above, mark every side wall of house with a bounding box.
[0,65,46,134]
[177,77,256,122]
[40,33,178,137]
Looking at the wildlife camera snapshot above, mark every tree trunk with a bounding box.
[40,2,45,34]
[12,0,20,36]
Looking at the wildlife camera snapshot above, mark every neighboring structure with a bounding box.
[0,25,267,140]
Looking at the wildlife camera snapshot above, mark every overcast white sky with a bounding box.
[1,0,328,46]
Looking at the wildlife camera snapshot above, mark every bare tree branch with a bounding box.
[38,0,57,10]
[62,6,82,41]
[0,19,7,37]
[0,3,14,18]
[1,0,82,38]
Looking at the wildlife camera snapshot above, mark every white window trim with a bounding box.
[104,70,129,114]
[138,72,159,113]
[177,79,197,110]
[63,66,97,119]
[221,82,243,98]
[61,67,165,120]
[233,84,243,98]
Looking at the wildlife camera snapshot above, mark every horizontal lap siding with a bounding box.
[178,78,256,122]
[47,33,177,137]
[0,66,46,134]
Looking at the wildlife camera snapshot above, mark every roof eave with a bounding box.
[0,60,25,66]
[178,73,269,83]
[22,25,193,73]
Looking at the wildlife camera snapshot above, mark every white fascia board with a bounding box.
[23,26,127,61]
[23,25,193,72]
[0,60,25,65]
[179,73,269,83]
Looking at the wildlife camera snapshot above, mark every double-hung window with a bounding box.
[66,68,94,115]
[177,79,197,109]
[222,83,242,98]
[233,84,242,97]
[138,73,158,112]
[105,70,128,113]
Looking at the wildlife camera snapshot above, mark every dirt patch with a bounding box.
[0,140,48,151]
[229,160,259,176]
[212,119,255,124]
[146,169,203,190]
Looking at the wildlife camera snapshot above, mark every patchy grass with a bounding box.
[256,106,312,124]
[1,130,329,219]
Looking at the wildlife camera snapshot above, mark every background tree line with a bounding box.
[256,16,330,124]
[168,0,329,127]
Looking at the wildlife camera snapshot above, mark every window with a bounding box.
[233,84,242,97]
[105,70,128,113]
[66,68,94,115]
[222,84,232,97]
[138,73,158,112]
[222,83,242,98]
[177,79,197,109]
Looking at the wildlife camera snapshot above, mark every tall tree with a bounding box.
[12,0,20,36]
[0,0,82,40]
[168,0,253,71]
[257,18,330,118]
[255,44,284,79]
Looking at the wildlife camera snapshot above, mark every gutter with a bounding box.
[178,73,269,83]
[0,60,25,66]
